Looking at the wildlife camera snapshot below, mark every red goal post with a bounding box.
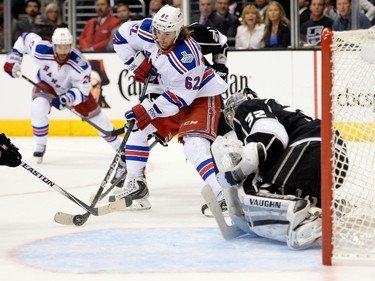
[321,27,375,265]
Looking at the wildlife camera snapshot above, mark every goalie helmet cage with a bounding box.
[321,27,375,266]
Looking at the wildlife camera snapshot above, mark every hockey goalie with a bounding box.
[209,88,348,249]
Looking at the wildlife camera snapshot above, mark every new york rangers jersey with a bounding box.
[11,32,91,105]
[113,19,228,117]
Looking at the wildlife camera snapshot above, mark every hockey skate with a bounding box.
[33,144,46,164]
[111,156,127,187]
[108,177,151,210]
[201,190,227,217]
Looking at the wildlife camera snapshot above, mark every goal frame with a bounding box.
[321,27,334,266]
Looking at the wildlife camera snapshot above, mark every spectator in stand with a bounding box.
[37,2,64,41]
[206,0,241,46]
[324,0,339,20]
[301,0,333,46]
[191,0,215,25]
[115,1,132,23]
[235,4,265,49]
[13,0,46,42]
[332,0,371,31]
[107,2,132,50]
[148,0,167,18]
[254,0,269,19]
[299,0,312,26]
[263,1,291,48]
[79,0,121,51]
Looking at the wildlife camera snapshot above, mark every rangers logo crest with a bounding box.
[181,51,193,63]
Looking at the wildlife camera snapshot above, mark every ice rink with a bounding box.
[1,136,375,281]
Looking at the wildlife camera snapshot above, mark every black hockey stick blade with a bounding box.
[20,74,124,137]
[201,184,245,240]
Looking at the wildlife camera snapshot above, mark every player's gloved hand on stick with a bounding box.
[59,91,75,107]
[124,99,157,130]
[0,133,22,167]
[4,62,21,78]
[51,97,65,110]
[129,51,157,83]
[3,52,22,78]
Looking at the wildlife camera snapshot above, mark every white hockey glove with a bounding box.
[3,52,22,78]
[59,91,75,107]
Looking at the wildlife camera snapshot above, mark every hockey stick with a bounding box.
[20,161,131,216]
[201,184,245,240]
[55,74,152,226]
[92,137,161,203]
[20,74,124,137]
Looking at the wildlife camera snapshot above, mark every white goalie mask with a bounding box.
[152,5,184,42]
[224,88,258,129]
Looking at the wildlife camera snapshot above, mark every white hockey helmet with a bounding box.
[152,5,184,38]
[52,28,73,45]
[224,88,258,128]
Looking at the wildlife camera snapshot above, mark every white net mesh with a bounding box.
[330,27,375,262]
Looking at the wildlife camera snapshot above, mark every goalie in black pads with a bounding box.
[0,133,22,167]
[211,88,348,249]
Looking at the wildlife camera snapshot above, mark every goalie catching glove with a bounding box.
[3,52,22,78]
[128,51,157,83]
[212,136,266,189]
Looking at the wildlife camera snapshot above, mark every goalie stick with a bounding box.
[20,161,131,215]
[20,73,125,137]
[201,184,245,240]
[55,74,152,226]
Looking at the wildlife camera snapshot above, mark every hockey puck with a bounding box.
[73,214,86,226]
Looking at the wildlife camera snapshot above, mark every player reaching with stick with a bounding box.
[3,28,122,163]
[110,5,228,210]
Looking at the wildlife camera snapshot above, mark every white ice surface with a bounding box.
[1,136,375,281]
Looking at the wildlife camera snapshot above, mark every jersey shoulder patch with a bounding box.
[167,39,202,74]
[67,50,90,73]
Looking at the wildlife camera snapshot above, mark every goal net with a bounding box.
[321,27,375,265]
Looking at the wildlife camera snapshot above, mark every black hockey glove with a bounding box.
[0,133,22,167]
[211,63,228,81]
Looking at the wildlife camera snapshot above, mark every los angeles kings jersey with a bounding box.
[113,19,228,118]
[234,98,321,147]
[11,32,91,105]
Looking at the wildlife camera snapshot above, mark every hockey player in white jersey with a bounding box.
[210,88,348,249]
[110,5,228,209]
[3,28,121,163]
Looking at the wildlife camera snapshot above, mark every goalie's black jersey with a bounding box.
[234,98,321,146]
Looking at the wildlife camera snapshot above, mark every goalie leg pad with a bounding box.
[239,189,321,248]
[287,207,322,250]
